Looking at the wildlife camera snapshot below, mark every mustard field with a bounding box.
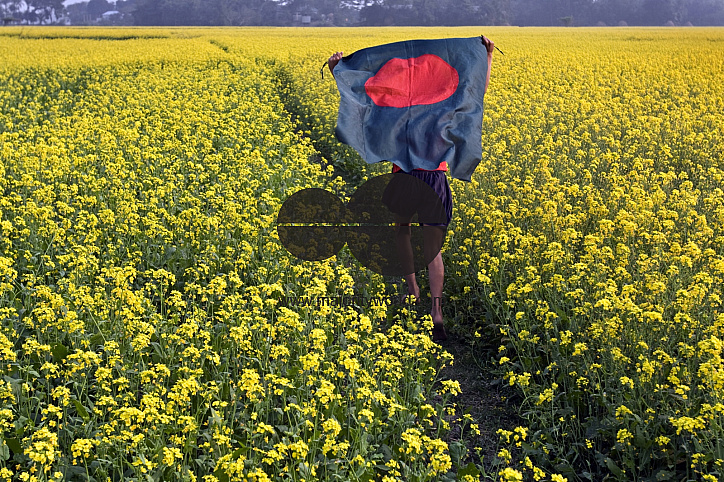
[1,26,723,482]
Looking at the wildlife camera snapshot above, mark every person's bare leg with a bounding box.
[428,250,444,325]
[395,217,419,302]
[423,224,446,340]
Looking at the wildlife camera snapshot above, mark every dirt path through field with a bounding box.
[437,331,522,476]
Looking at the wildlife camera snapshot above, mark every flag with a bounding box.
[333,36,489,182]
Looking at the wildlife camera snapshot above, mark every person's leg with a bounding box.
[428,250,444,324]
[423,224,447,340]
[395,215,419,302]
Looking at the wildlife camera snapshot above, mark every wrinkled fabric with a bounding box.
[333,36,488,182]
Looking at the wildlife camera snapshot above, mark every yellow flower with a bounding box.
[620,376,634,389]
[71,438,94,463]
[617,429,633,445]
[498,467,523,482]
[24,427,59,466]
[162,447,183,466]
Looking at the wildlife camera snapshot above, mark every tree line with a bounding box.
[3,0,724,27]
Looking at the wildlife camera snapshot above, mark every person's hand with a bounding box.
[482,36,494,56]
[328,51,343,75]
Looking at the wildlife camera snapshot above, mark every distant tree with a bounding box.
[259,0,283,24]
[511,0,553,25]
[132,0,162,24]
[483,0,513,25]
[161,0,202,25]
[435,0,484,25]
[342,0,379,9]
[219,0,276,26]
[1,0,65,23]
[0,0,17,20]
[638,0,688,24]
[359,3,390,24]
[687,0,724,24]
[65,1,91,24]
[122,0,724,26]
[409,0,433,24]
[215,0,244,25]
[591,0,642,26]
[87,0,110,17]
[116,0,135,13]
[38,0,65,23]
[510,0,597,25]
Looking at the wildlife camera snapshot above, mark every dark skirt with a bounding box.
[381,170,453,226]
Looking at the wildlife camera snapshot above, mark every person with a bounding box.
[328,36,495,341]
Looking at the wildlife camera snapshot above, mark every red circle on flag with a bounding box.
[364,54,459,108]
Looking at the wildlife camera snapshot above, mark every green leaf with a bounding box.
[519,441,535,452]
[359,467,375,482]
[634,425,650,449]
[66,465,90,477]
[73,400,90,422]
[0,440,9,461]
[230,447,245,459]
[654,469,675,481]
[4,376,22,400]
[449,440,466,464]
[5,438,21,454]
[14,416,28,435]
[213,466,230,482]
[298,462,312,479]
[604,457,624,478]
[457,463,481,480]
[52,343,69,362]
